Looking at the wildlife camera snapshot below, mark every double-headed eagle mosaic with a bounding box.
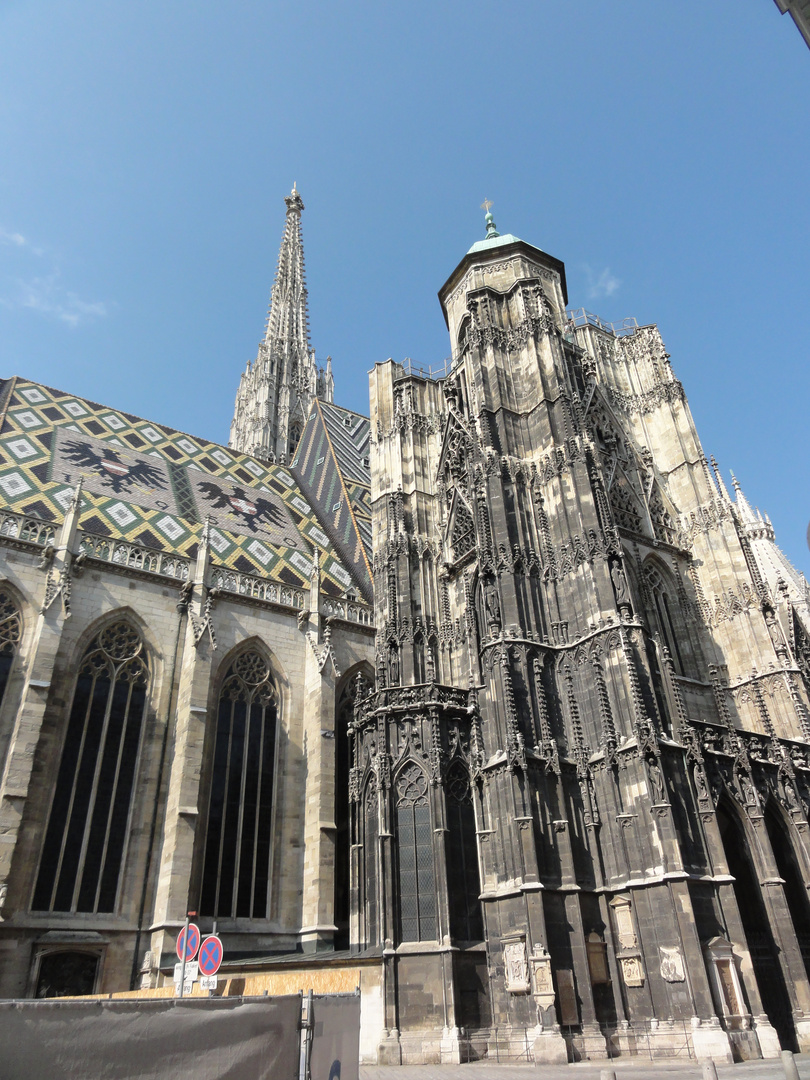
[197,481,287,534]
[62,441,167,495]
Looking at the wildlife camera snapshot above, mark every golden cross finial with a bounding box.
[481,198,493,214]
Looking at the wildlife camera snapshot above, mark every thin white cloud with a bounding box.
[584,264,621,300]
[0,227,108,327]
[0,226,44,256]
[0,228,26,248]
[1,273,108,328]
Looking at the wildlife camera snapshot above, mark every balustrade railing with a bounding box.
[79,532,190,580]
[0,509,56,547]
[210,565,305,609]
[321,597,374,626]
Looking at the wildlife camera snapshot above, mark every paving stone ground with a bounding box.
[360,1052,810,1080]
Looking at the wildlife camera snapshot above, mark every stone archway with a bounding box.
[715,799,794,1049]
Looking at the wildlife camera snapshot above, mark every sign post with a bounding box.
[198,934,223,995]
[175,912,200,999]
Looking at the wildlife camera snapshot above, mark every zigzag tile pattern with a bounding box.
[291,399,372,601]
[0,378,357,596]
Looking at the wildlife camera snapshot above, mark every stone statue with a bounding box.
[389,647,400,685]
[484,579,501,628]
[694,763,710,802]
[648,758,666,803]
[611,561,631,606]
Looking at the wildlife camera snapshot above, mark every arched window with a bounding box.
[362,775,379,949]
[395,762,436,943]
[644,563,687,675]
[0,590,22,709]
[288,422,302,459]
[33,621,148,913]
[445,763,484,942]
[334,673,362,950]
[200,650,277,919]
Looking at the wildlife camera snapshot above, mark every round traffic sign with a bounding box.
[176,923,200,962]
[198,934,223,977]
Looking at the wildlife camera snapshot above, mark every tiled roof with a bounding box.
[0,377,360,599]
[291,399,372,601]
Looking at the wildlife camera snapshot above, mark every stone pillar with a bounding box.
[150,526,215,952]
[299,559,338,951]
[0,484,82,907]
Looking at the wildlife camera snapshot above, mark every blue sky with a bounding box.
[0,1,808,573]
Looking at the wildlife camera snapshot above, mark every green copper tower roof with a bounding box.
[467,201,521,254]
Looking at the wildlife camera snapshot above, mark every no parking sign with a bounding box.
[198,935,223,977]
[176,923,200,962]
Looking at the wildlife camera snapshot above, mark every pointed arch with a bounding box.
[642,555,697,678]
[198,642,280,920]
[334,662,373,950]
[394,759,437,943]
[360,770,380,949]
[715,794,794,1047]
[764,796,810,979]
[32,618,150,913]
[444,760,483,942]
[0,584,23,711]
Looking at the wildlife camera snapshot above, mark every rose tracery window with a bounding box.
[395,762,436,943]
[200,650,278,920]
[33,621,148,913]
[0,590,21,709]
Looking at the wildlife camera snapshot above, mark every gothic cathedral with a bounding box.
[0,190,809,1066]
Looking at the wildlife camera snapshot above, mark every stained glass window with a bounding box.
[200,650,277,919]
[395,762,436,942]
[33,621,148,913]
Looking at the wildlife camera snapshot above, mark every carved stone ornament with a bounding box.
[610,897,637,951]
[619,956,645,987]
[660,946,685,983]
[503,938,530,993]
[530,944,554,998]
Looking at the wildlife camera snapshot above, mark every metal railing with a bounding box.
[566,309,640,337]
[395,356,454,381]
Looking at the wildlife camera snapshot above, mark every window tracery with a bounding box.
[33,620,148,913]
[395,762,436,942]
[0,589,22,709]
[199,649,277,919]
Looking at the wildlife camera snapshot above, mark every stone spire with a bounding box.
[229,185,334,462]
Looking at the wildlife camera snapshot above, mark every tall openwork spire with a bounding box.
[230,185,334,462]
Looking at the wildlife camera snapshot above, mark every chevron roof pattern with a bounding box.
[0,377,362,599]
[291,398,372,601]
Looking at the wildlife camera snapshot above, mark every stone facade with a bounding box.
[355,216,810,1063]
[1,198,810,1067]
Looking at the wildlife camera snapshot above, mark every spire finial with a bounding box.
[480,198,500,239]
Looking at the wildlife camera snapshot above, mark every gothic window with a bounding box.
[644,562,687,676]
[334,670,369,950]
[200,650,277,920]
[33,621,148,913]
[395,762,437,943]
[363,776,379,948]
[445,764,484,942]
[288,422,303,458]
[0,590,22,710]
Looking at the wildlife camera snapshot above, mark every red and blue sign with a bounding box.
[198,934,223,977]
[176,923,200,962]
